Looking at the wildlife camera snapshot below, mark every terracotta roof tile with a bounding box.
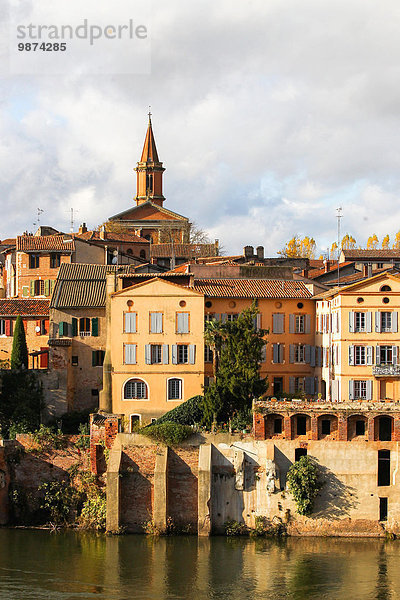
[193,279,312,299]
[0,299,50,316]
[75,231,149,243]
[342,249,400,259]
[150,243,218,258]
[17,235,75,252]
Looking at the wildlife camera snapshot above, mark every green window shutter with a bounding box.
[92,351,96,367]
[50,280,56,294]
[30,280,35,296]
[72,318,78,336]
[100,350,105,365]
[44,279,50,297]
[91,317,99,337]
[59,321,65,337]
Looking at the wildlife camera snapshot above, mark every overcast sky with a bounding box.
[1,0,400,256]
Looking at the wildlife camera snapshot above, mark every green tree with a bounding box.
[0,370,43,437]
[11,315,28,370]
[287,456,322,516]
[202,303,268,426]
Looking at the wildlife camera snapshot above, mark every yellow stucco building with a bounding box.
[109,278,204,428]
[315,272,400,402]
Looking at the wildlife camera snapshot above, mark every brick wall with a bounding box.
[120,446,157,532]
[167,447,199,531]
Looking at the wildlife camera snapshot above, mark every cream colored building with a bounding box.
[315,272,400,402]
[109,278,204,428]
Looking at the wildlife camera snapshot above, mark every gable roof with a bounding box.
[314,270,400,299]
[74,230,149,244]
[111,276,203,297]
[193,279,313,299]
[17,234,75,253]
[109,200,188,223]
[151,243,218,258]
[51,263,133,309]
[0,299,50,317]
[342,249,400,260]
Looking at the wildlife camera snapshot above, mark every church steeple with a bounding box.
[134,113,165,207]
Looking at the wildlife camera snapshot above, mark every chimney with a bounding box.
[244,245,254,260]
[78,222,87,234]
[324,259,331,273]
[100,225,107,240]
[367,262,372,278]
[256,246,264,261]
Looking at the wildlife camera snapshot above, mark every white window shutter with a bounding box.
[366,380,373,401]
[145,344,151,364]
[256,314,261,330]
[162,344,169,364]
[366,312,372,333]
[189,344,196,364]
[349,380,354,400]
[393,346,398,366]
[171,344,178,364]
[392,312,398,333]
[376,346,381,366]
[348,345,354,366]
[366,346,373,366]
[125,312,136,333]
[375,312,381,333]
[337,312,341,334]
[349,312,355,333]
[289,314,295,334]
[289,344,295,363]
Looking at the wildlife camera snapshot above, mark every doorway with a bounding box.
[379,497,388,521]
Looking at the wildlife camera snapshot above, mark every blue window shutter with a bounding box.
[172,344,178,364]
[366,380,373,401]
[305,314,311,334]
[305,344,311,364]
[289,344,295,364]
[349,380,354,400]
[214,314,221,322]
[317,346,322,367]
[162,344,169,364]
[375,312,381,333]
[310,346,316,367]
[289,377,295,394]
[272,314,278,333]
[189,344,196,364]
[91,318,99,337]
[145,344,151,364]
[392,312,398,333]
[289,314,295,334]
[366,312,372,333]
[72,318,78,337]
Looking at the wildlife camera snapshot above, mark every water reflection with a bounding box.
[0,530,398,599]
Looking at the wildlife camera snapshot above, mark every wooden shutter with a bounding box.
[44,280,50,297]
[305,314,311,334]
[289,377,295,394]
[392,312,398,333]
[289,314,295,333]
[349,312,355,333]
[261,344,267,362]
[91,318,99,337]
[50,280,56,294]
[366,380,373,401]
[317,346,322,367]
[177,312,189,333]
[279,344,284,363]
[332,380,339,402]
[30,280,35,296]
[305,376,314,395]
[366,312,372,333]
[125,312,136,333]
[348,380,354,400]
[214,314,221,322]
[310,346,316,367]
[289,344,295,364]
[256,314,261,330]
[305,345,311,364]
[125,344,136,365]
[5,319,11,337]
[272,314,283,334]
[272,344,279,363]
[162,344,169,364]
[145,344,151,364]
[39,349,49,369]
[171,344,178,365]
[91,351,97,367]
[189,344,196,364]
[376,345,381,366]
[72,318,78,336]
[366,346,373,366]
[375,312,381,333]
[348,346,354,365]
[392,346,398,366]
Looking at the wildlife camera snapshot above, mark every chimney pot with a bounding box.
[256,246,264,261]
[244,245,254,259]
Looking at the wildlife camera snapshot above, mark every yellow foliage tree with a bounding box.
[341,234,357,250]
[278,236,316,259]
[330,242,338,258]
[367,234,379,249]
[381,235,390,249]
[393,232,400,249]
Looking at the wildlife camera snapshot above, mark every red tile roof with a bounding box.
[308,261,355,278]
[17,235,75,252]
[193,279,312,298]
[0,238,16,247]
[151,243,218,258]
[75,231,149,244]
[0,299,50,316]
[342,249,400,259]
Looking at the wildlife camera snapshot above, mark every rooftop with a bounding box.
[0,299,50,316]
[17,234,75,253]
[150,243,218,258]
[193,279,313,298]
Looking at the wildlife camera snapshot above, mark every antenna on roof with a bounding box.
[337,207,343,288]
[70,208,78,233]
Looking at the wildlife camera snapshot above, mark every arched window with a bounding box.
[168,378,182,400]
[140,250,146,259]
[380,285,392,292]
[124,379,148,400]
[126,248,133,255]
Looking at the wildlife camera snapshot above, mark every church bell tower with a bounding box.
[134,113,165,207]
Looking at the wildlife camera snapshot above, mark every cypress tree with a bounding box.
[11,315,29,370]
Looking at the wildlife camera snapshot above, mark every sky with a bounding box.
[1,0,400,256]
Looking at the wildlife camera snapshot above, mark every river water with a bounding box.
[0,529,399,599]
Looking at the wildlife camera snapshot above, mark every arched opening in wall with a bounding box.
[376,416,393,441]
[347,414,368,440]
[380,285,392,292]
[140,250,146,259]
[126,248,133,255]
[317,414,338,439]
[124,378,148,400]
[295,447,307,461]
[130,414,141,432]
[321,380,327,400]
[290,414,310,439]
[265,413,284,438]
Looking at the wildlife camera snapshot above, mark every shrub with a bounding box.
[31,425,67,452]
[287,456,322,516]
[141,422,193,446]
[38,480,76,524]
[230,409,253,431]
[58,410,92,434]
[224,519,248,536]
[153,395,204,426]
[75,423,90,450]
[79,494,106,530]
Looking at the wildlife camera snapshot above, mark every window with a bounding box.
[295,447,307,461]
[356,420,365,436]
[50,253,61,268]
[29,254,39,269]
[177,344,189,364]
[151,344,162,364]
[381,285,391,292]
[295,315,305,333]
[294,345,305,363]
[377,263,384,269]
[80,317,91,336]
[273,418,282,434]
[0,319,12,336]
[354,346,366,365]
[204,345,213,363]
[150,312,163,333]
[71,355,79,366]
[321,420,331,435]
[176,312,189,333]
[379,346,393,365]
[140,250,146,259]
[355,312,366,332]
[273,377,283,395]
[124,344,137,365]
[168,378,182,400]
[33,280,44,296]
[124,312,137,333]
[91,389,99,397]
[204,313,215,322]
[379,497,388,522]
[146,173,153,193]
[92,350,105,367]
[294,377,305,393]
[124,379,148,399]
[130,415,141,430]
[378,450,390,486]
[227,313,238,322]
[381,312,392,332]
[354,380,367,399]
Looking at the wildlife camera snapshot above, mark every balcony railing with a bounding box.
[373,364,400,377]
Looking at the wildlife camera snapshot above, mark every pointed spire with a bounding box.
[140,111,160,163]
